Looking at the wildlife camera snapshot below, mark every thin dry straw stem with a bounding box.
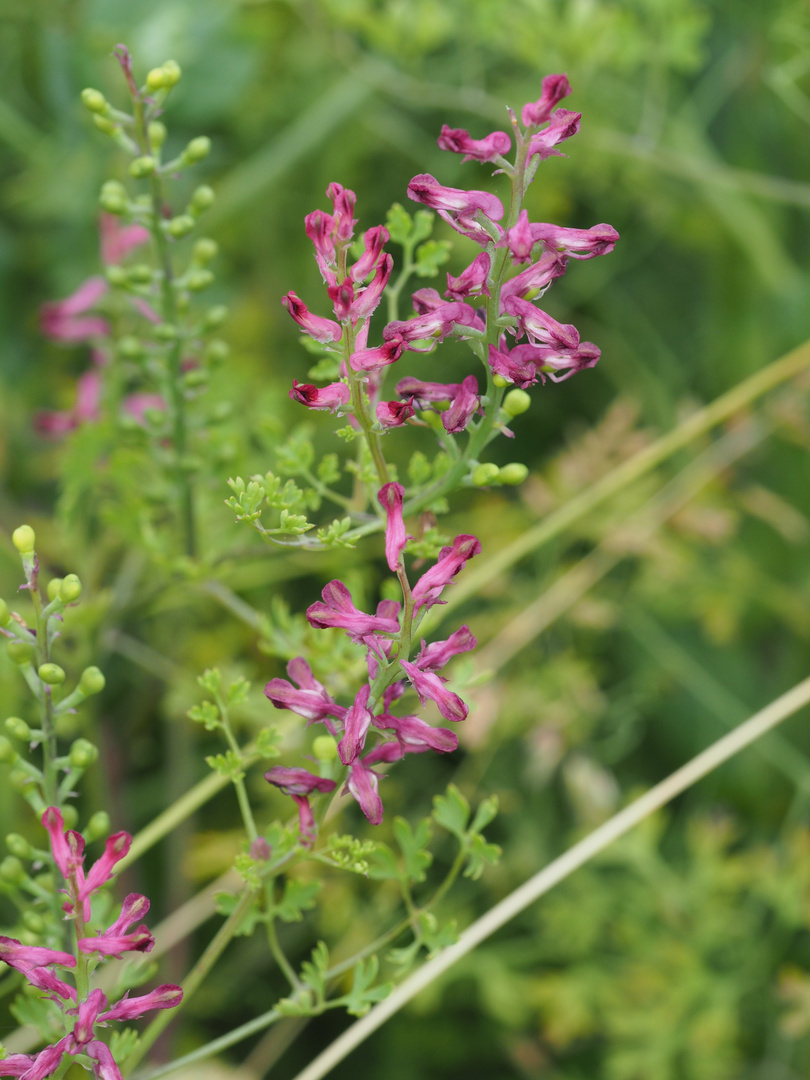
[290,673,810,1080]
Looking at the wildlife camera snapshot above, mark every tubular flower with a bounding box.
[42,807,130,922]
[376,397,415,428]
[338,684,373,765]
[437,125,511,163]
[378,481,410,571]
[445,252,491,300]
[382,301,478,352]
[442,375,480,434]
[40,278,110,343]
[407,173,505,245]
[282,291,342,343]
[399,661,468,723]
[527,108,581,160]
[265,657,347,732]
[307,580,401,641]
[501,296,580,350]
[345,759,384,825]
[290,379,351,412]
[265,766,337,846]
[411,534,483,610]
[524,221,620,259]
[522,73,572,126]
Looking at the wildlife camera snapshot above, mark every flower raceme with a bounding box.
[264,483,479,835]
[0,810,181,1080]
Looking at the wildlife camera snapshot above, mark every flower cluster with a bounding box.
[283,73,618,432]
[265,482,480,837]
[0,808,181,1080]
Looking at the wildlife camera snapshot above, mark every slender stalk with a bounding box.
[288,673,810,1080]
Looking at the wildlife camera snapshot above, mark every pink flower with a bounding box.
[99,214,149,266]
[34,370,102,438]
[394,376,462,407]
[399,661,468,722]
[525,221,620,259]
[383,301,478,351]
[487,340,538,388]
[99,984,183,1022]
[121,393,166,426]
[501,296,580,350]
[407,173,505,245]
[282,291,343,343]
[42,807,130,921]
[307,580,400,641]
[500,210,536,264]
[445,252,491,300]
[79,894,154,957]
[326,182,357,243]
[376,397,415,427]
[290,380,351,412]
[415,625,477,672]
[437,125,511,163]
[374,712,458,753]
[345,760,384,825]
[378,482,411,571]
[349,226,390,282]
[265,766,337,845]
[338,684,373,765]
[527,108,581,160]
[350,337,405,374]
[522,74,572,127]
[265,657,347,733]
[499,250,568,303]
[411,534,482,610]
[442,374,480,433]
[40,277,110,343]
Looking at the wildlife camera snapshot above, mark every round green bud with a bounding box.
[69,739,98,770]
[167,215,195,239]
[59,574,82,603]
[312,735,338,762]
[99,192,127,215]
[12,525,35,554]
[502,389,531,417]
[193,238,218,263]
[117,336,145,360]
[79,666,106,697]
[81,88,108,114]
[162,60,182,86]
[46,578,63,602]
[472,463,501,487]
[6,833,32,859]
[8,769,34,794]
[0,856,25,884]
[184,138,211,164]
[127,264,154,285]
[203,304,228,329]
[145,67,168,91]
[5,717,31,742]
[148,121,167,150]
[0,736,17,763]
[61,805,79,830]
[186,269,214,292]
[154,323,178,342]
[499,462,529,486]
[190,185,215,212]
[22,911,45,934]
[84,811,111,842]
[93,115,118,135]
[129,156,156,179]
[38,663,66,686]
[7,640,34,666]
[492,374,512,389]
[183,368,208,389]
[0,599,10,627]
[205,339,230,365]
[106,265,127,287]
[101,180,126,198]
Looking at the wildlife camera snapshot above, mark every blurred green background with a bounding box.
[3,1,810,1078]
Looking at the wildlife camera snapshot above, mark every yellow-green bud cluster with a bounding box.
[145,60,181,91]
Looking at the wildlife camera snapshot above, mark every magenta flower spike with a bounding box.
[307,580,400,640]
[407,173,505,245]
[338,683,373,765]
[378,482,410,572]
[411,534,482,610]
[399,661,469,722]
[522,73,572,126]
[290,379,351,412]
[281,291,343,343]
[437,125,511,163]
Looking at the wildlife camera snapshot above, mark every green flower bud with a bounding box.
[0,856,25,884]
[162,60,182,87]
[154,323,178,342]
[38,663,66,686]
[0,599,10,627]
[69,739,98,770]
[193,238,218,263]
[0,736,17,763]
[84,811,111,842]
[81,88,108,114]
[186,269,214,292]
[79,667,106,697]
[6,833,32,859]
[93,115,118,135]
[127,264,154,285]
[183,368,208,389]
[129,156,156,179]
[61,805,79,830]
[312,735,338,762]
[117,336,145,360]
[184,138,211,164]
[499,462,529,486]
[146,67,168,91]
[12,525,35,554]
[8,769,35,794]
[492,374,512,389]
[502,389,531,417]
[472,463,500,487]
[148,121,167,150]
[106,266,128,287]
[203,304,228,329]
[59,574,82,603]
[99,192,127,215]
[167,215,195,239]
[205,340,230,365]
[5,717,31,742]
[7,640,34,666]
[190,185,215,212]
[46,578,63,602]
[22,911,45,934]
[101,180,126,198]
